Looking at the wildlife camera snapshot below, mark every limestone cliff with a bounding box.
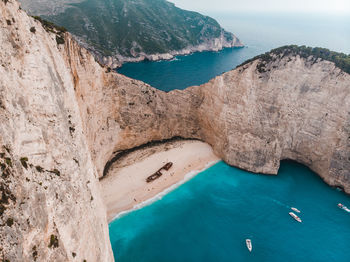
[0,1,113,261]
[84,50,350,194]
[1,0,349,261]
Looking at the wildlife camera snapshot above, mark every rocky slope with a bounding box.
[0,1,113,261]
[1,0,349,261]
[19,0,243,68]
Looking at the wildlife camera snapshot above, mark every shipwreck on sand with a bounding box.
[146,162,173,183]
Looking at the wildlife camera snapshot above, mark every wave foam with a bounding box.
[111,160,220,221]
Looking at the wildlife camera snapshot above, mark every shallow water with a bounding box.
[109,161,350,262]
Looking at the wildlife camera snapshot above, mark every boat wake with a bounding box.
[270,199,289,208]
[338,203,350,213]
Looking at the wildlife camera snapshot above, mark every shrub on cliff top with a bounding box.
[55,35,65,45]
[6,217,14,227]
[32,16,67,34]
[238,45,350,74]
[32,15,66,45]
[48,169,61,176]
[48,234,59,248]
[20,157,29,169]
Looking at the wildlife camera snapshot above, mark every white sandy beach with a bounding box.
[100,140,220,222]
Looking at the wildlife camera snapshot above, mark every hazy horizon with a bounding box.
[167,0,350,55]
[168,0,350,15]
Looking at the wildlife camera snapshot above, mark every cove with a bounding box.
[117,46,256,92]
[109,161,350,262]
[117,13,350,92]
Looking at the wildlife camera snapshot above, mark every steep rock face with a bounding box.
[59,17,350,190]
[1,0,350,260]
[72,43,349,194]
[193,56,350,191]
[74,51,350,195]
[85,54,350,194]
[0,1,113,261]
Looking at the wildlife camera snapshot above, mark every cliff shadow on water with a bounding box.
[280,159,349,195]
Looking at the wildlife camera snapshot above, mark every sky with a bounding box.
[168,0,350,15]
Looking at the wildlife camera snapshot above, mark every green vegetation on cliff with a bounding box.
[20,0,241,60]
[31,16,67,45]
[239,45,350,74]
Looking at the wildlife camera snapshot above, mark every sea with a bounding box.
[111,13,350,261]
[109,161,350,262]
[118,13,350,91]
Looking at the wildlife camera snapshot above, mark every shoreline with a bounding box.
[75,38,245,69]
[110,159,220,222]
[100,140,220,222]
[114,45,245,69]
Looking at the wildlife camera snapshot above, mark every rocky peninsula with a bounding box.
[0,0,349,261]
[18,0,243,68]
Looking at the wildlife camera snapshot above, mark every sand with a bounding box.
[100,140,220,222]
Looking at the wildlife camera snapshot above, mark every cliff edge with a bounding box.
[1,0,349,261]
[93,47,350,195]
[0,1,113,261]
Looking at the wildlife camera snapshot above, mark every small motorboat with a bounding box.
[246,239,252,252]
[289,212,302,223]
[291,207,301,213]
[338,203,350,213]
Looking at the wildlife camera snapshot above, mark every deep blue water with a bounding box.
[109,161,350,262]
[117,13,350,91]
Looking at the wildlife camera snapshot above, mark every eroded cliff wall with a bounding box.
[194,56,350,192]
[1,0,349,260]
[0,1,113,261]
[91,53,350,193]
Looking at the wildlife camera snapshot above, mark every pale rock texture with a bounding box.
[0,1,112,261]
[1,0,350,261]
[193,57,350,192]
[90,55,350,195]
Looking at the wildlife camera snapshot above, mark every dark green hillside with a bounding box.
[21,0,241,60]
[239,45,350,74]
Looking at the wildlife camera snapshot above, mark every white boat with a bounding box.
[291,207,301,213]
[338,203,350,213]
[246,239,252,252]
[289,212,302,223]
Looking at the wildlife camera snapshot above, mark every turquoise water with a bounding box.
[111,13,350,261]
[117,13,350,91]
[109,161,350,262]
